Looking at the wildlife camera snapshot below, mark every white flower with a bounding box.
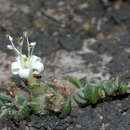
[7,33,44,79]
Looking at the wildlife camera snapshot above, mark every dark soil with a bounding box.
[0,95,129,130]
[0,0,130,130]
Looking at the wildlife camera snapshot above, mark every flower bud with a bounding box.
[7,45,13,50]
[7,35,13,41]
[18,36,24,46]
[30,42,36,47]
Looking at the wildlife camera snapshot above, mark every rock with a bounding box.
[80,53,102,65]
[58,30,82,51]
[30,31,60,55]
[112,5,130,23]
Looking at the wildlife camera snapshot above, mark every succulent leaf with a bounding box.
[98,87,105,98]
[69,77,83,88]
[89,78,102,87]
[0,100,5,107]
[5,103,14,107]
[103,80,113,95]
[113,76,120,91]
[0,94,12,101]
[90,86,99,104]
[120,84,127,94]
[0,108,10,120]
[77,88,87,100]
[27,102,39,109]
[60,96,71,118]
[73,90,87,105]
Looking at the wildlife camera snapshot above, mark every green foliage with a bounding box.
[0,94,12,101]
[0,79,72,120]
[120,84,127,94]
[60,96,71,118]
[0,93,31,121]
[28,80,71,118]
[73,89,87,105]
[69,77,83,88]
[0,108,10,119]
[0,76,128,120]
[16,101,29,121]
[72,76,128,105]
[84,84,100,104]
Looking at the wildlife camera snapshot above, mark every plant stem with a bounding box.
[27,73,37,85]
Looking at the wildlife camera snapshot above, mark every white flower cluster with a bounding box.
[7,32,44,79]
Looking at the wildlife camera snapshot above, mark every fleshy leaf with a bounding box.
[0,94,12,101]
[0,109,10,120]
[113,76,120,91]
[69,77,83,88]
[60,96,71,118]
[77,88,87,100]
[73,91,87,105]
[0,100,5,107]
[89,78,102,87]
[103,80,113,95]
[121,84,127,94]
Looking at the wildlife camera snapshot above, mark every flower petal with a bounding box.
[19,68,31,78]
[30,55,41,64]
[11,62,20,75]
[32,61,44,74]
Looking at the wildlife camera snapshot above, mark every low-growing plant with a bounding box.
[0,33,71,120]
[0,92,30,120]
[0,81,71,120]
[0,32,129,121]
[70,76,127,105]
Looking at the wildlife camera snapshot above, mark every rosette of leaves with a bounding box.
[70,76,127,105]
[28,80,71,118]
[0,92,34,121]
[0,79,72,120]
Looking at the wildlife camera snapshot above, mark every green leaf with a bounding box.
[5,103,14,107]
[113,76,120,91]
[0,108,10,120]
[84,85,91,100]
[89,78,102,87]
[98,87,105,98]
[27,102,39,110]
[16,102,29,121]
[69,77,83,88]
[74,90,87,105]
[31,96,44,111]
[115,76,120,87]
[77,88,87,100]
[120,84,127,94]
[103,80,113,95]
[0,100,5,107]
[84,85,100,104]
[0,94,12,101]
[91,86,99,104]
[60,96,71,118]
[16,96,25,108]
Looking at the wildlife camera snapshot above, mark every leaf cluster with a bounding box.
[0,93,37,121]
[0,76,128,120]
[70,76,127,105]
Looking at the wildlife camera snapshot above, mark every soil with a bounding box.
[0,0,130,130]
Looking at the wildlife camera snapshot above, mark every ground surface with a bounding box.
[0,0,130,130]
